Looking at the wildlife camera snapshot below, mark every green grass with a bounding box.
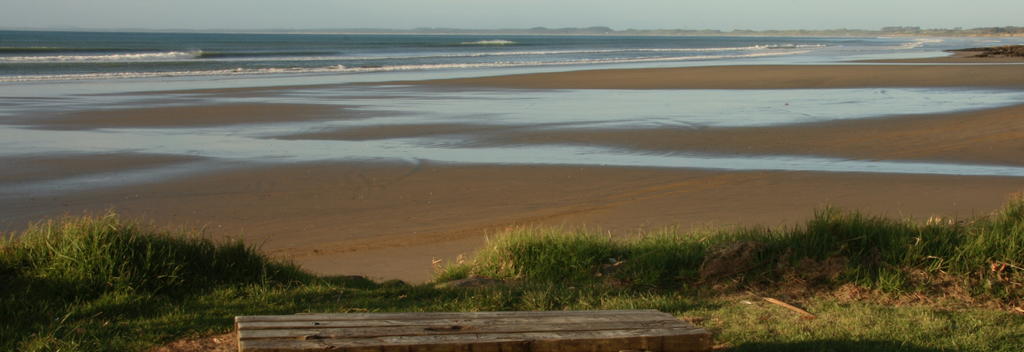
[442,199,1024,302]
[2,199,1023,351]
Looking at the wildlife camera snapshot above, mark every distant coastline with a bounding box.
[319,25,1024,38]
[2,25,1023,38]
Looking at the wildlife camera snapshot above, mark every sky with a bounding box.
[3,0,1022,31]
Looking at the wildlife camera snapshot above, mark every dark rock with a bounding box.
[951,45,1024,58]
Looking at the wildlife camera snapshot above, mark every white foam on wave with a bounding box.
[757,44,828,49]
[460,46,772,57]
[887,38,946,50]
[344,44,826,61]
[199,46,802,63]
[1,51,202,63]
[0,44,828,65]
[461,40,517,45]
[319,50,807,73]
[0,50,806,82]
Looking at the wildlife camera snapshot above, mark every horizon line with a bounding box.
[1,25,1022,34]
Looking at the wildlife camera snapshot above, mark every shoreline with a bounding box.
[400,64,1024,90]
[4,59,1024,282]
[453,103,1024,168]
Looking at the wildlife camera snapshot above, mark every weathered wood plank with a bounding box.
[237,313,676,330]
[236,310,712,352]
[239,319,700,340]
[240,327,705,352]
[236,310,663,323]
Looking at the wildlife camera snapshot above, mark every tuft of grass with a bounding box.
[2,212,308,297]
[0,212,308,351]
[440,196,1024,303]
[462,228,620,283]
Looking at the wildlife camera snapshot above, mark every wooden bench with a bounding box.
[235,310,711,352]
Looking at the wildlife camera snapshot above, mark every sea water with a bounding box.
[3,30,1024,194]
[2,30,1011,83]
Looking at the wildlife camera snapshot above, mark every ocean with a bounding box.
[3,29,1024,193]
[0,30,998,83]
[4,28,1024,245]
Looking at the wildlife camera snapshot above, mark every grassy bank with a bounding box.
[2,198,1023,351]
[440,200,1024,304]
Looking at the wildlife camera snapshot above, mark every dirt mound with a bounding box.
[149,333,235,352]
[699,241,765,281]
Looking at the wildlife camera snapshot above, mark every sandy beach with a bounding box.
[405,64,1024,90]
[5,160,1022,282]
[4,60,1024,282]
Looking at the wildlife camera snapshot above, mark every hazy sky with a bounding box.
[3,0,1022,31]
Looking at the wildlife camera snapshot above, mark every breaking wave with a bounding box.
[0,50,807,82]
[1,51,201,63]
[461,40,517,45]
[195,50,342,59]
[345,44,826,61]
[885,38,946,50]
[0,43,827,64]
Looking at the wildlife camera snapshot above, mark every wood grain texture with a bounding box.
[236,310,711,352]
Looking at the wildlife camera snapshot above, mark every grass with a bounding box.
[2,198,1023,351]
[441,200,1024,303]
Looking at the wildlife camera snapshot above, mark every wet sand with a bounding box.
[282,104,1024,168]
[21,103,348,129]
[406,64,1024,89]
[4,61,1024,282]
[0,153,201,185]
[464,104,1024,167]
